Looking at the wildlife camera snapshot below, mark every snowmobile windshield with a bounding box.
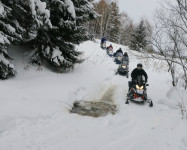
[122,61,128,66]
[117,53,123,57]
[136,75,145,85]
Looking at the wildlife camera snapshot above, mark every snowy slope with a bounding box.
[0,40,187,150]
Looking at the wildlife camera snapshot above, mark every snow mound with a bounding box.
[71,101,117,117]
[71,86,117,117]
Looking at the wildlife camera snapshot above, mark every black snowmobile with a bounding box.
[125,75,153,107]
[116,61,129,78]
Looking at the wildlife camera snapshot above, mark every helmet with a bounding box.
[137,63,143,68]
[110,44,112,46]
[119,48,122,50]
[124,52,127,55]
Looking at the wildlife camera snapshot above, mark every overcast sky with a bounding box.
[118,0,161,23]
[94,0,164,23]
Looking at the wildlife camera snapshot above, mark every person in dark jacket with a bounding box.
[131,63,148,82]
[116,48,123,54]
[123,52,129,64]
[101,37,106,44]
[114,48,123,57]
[128,63,148,92]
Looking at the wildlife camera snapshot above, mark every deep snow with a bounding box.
[0,40,187,150]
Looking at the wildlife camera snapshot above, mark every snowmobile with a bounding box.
[100,42,106,49]
[114,52,123,64]
[106,47,113,57]
[125,75,153,107]
[116,61,129,78]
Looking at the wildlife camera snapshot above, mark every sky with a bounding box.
[94,0,163,23]
[118,0,161,23]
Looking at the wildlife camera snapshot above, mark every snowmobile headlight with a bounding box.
[122,65,126,69]
[118,56,122,60]
[136,85,144,90]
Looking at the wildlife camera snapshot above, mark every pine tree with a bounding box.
[129,19,147,51]
[0,0,33,79]
[30,0,96,72]
[0,0,96,79]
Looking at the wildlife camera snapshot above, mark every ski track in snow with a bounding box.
[0,40,186,150]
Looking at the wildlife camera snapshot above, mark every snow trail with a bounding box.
[0,40,186,150]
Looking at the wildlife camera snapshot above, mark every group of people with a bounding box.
[101,37,148,89]
[114,47,129,63]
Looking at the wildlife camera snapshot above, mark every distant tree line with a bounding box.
[88,0,153,52]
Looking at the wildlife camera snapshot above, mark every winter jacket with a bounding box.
[101,38,106,43]
[116,52,123,57]
[107,46,113,50]
[123,56,129,63]
[116,49,123,54]
[131,68,148,82]
[114,49,123,57]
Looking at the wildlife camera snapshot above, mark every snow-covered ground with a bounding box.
[0,40,187,150]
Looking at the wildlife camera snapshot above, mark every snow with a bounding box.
[0,20,16,34]
[0,1,4,15]
[64,0,76,19]
[0,53,14,69]
[29,0,52,27]
[0,40,187,150]
[45,46,50,55]
[0,32,10,44]
[52,47,64,65]
[29,0,36,16]
[35,0,50,18]
[6,24,16,33]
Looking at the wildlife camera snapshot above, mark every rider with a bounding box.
[107,44,113,50]
[123,52,129,64]
[114,47,123,57]
[101,37,106,44]
[131,63,148,82]
[128,63,148,92]
[126,64,150,104]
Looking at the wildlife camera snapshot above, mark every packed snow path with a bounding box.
[0,41,187,150]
